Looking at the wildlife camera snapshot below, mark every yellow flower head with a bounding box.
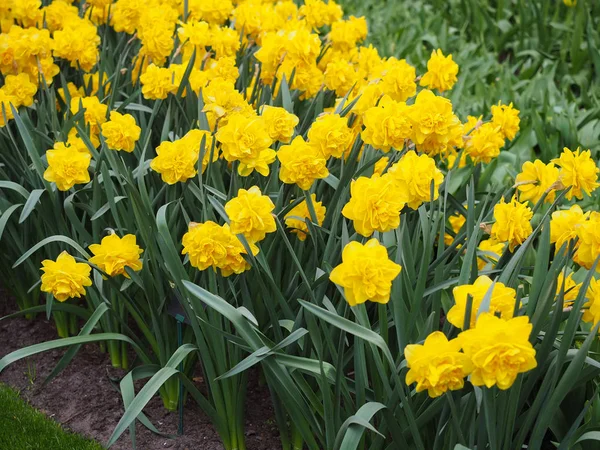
[361,96,412,152]
[284,194,326,241]
[477,238,505,270]
[324,57,359,97]
[225,186,277,243]
[2,73,37,107]
[373,157,390,177]
[550,204,588,253]
[40,251,92,302]
[210,25,241,59]
[553,147,599,200]
[419,49,458,93]
[556,271,581,307]
[140,64,175,100]
[216,113,276,176]
[329,16,367,52]
[150,140,197,185]
[277,136,329,190]
[459,314,537,389]
[0,90,16,127]
[379,58,417,102]
[515,160,559,204]
[307,113,354,159]
[182,221,257,277]
[448,275,518,330]
[43,144,91,191]
[464,122,505,164]
[88,234,144,277]
[404,332,472,398]
[583,278,600,326]
[575,212,600,271]
[491,102,520,140]
[388,150,444,210]
[342,174,405,237]
[70,96,108,136]
[409,89,462,156]
[329,239,401,306]
[444,212,466,246]
[188,0,233,25]
[101,111,141,153]
[260,105,299,143]
[491,196,533,252]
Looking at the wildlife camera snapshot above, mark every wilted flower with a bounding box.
[329,239,401,306]
[89,234,144,277]
[40,252,92,302]
[405,332,472,398]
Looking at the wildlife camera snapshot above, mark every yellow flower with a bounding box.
[342,174,405,237]
[491,102,520,140]
[575,212,600,271]
[553,147,599,200]
[409,89,462,157]
[459,314,537,389]
[465,122,505,164]
[40,251,92,302]
[361,96,412,152]
[101,111,141,153]
[515,160,559,204]
[388,151,444,210]
[583,278,600,326]
[329,239,401,306]
[284,194,326,241]
[404,332,472,398]
[260,105,299,143]
[419,49,458,92]
[182,221,257,277]
[70,96,108,136]
[140,64,175,100]
[307,113,354,159]
[563,0,576,7]
[324,58,359,97]
[43,144,91,191]
[556,271,581,307]
[277,136,329,190]
[491,196,533,252]
[373,157,389,176]
[88,234,144,277]
[225,186,277,243]
[444,212,466,246]
[2,73,37,107]
[379,58,417,102]
[0,90,16,127]
[216,113,276,177]
[188,0,233,25]
[477,238,505,270]
[550,204,588,253]
[150,141,196,185]
[447,275,518,330]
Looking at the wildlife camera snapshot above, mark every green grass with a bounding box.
[0,384,103,450]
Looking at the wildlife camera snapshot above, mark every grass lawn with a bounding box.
[0,384,103,450]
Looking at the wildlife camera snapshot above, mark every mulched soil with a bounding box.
[0,294,281,450]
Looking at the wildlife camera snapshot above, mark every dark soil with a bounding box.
[0,294,281,449]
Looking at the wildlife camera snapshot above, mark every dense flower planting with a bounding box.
[0,0,599,449]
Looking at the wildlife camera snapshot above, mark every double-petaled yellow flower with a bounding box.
[491,196,533,252]
[459,314,537,389]
[225,186,276,243]
[419,49,458,93]
[43,143,91,191]
[40,251,92,302]
[553,147,599,200]
[284,194,326,241]
[329,239,401,306]
[89,234,144,277]
[277,136,329,190]
[101,111,141,153]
